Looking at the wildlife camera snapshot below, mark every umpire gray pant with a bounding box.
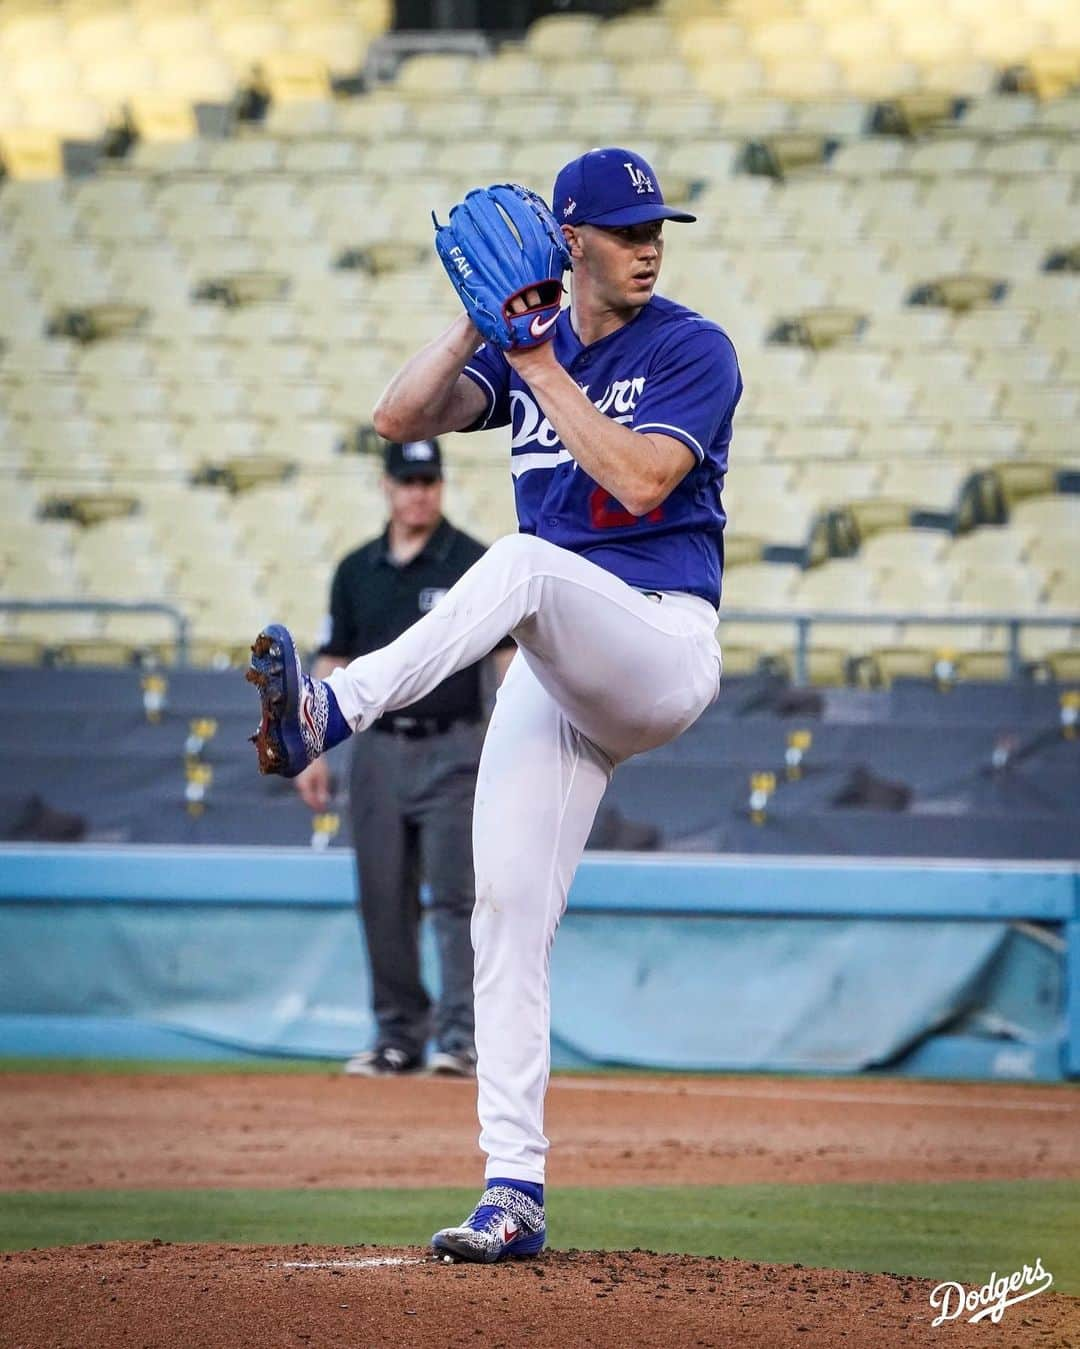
[348,719,483,1059]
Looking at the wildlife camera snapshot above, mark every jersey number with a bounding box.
[589,488,664,530]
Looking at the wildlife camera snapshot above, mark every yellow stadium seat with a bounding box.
[981,135,1058,175]
[945,526,1031,571]
[877,460,971,512]
[796,461,885,511]
[137,11,216,56]
[0,128,63,179]
[395,53,476,97]
[10,51,82,103]
[217,16,289,71]
[729,420,779,460]
[726,481,818,543]
[1000,384,1080,422]
[720,563,802,610]
[793,559,877,611]
[674,17,747,66]
[747,19,822,63]
[827,136,908,177]
[597,13,675,61]
[473,51,545,98]
[524,13,602,61]
[919,60,997,97]
[128,93,198,142]
[876,568,958,614]
[949,308,1033,350]
[951,564,1046,613]
[264,100,338,137]
[260,51,332,102]
[66,8,138,59]
[411,95,487,140]
[335,91,411,137]
[617,59,692,97]
[1033,95,1080,133]
[291,16,371,77]
[840,60,920,100]
[0,10,67,60]
[897,17,972,64]
[544,58,619,97]
[0,638,48,667]
[692,58,764,101]
[860,528,948,569]
[765,59,844,100]
[156,52,236,101]
[822,17,893,65]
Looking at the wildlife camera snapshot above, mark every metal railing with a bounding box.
[719,609,1080,686]
[0,600,190,665]
[0,601,1077,683]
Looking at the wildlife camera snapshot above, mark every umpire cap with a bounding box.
[384,438,442,481]
[553,147,696,228]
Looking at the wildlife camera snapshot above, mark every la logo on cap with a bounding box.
[403,441,434,461]
[624,162,654,194]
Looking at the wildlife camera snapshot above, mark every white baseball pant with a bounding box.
[325,532,722,1182]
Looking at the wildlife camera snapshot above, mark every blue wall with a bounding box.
[1,846,1076,1079]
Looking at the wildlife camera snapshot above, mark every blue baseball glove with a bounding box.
[433,183,571,351]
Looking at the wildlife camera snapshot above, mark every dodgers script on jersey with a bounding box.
[462,295,742,606]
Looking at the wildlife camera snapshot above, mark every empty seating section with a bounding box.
[0,1,1077,677]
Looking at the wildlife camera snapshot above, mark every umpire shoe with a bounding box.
[247,623,334,777]
[431,1185,546,1263]
[343,1047,423,1077]
[428,1047,477,1079]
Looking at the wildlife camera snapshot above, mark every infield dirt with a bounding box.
[2,1071,1079,1347]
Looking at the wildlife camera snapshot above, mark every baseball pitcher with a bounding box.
[246,147,742,1263]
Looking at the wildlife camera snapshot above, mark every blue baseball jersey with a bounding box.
[461,294,741,607]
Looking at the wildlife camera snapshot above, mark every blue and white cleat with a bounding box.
[431,1185,546,1264]
[246,623,332,777]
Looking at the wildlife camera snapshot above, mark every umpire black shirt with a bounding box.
[318,517,499,725]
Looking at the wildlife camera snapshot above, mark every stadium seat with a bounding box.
[524,13,601,61]
[0,129,64,179]
[793,559,877,611]
[859,528,947,569]
[720,563,801,609]
[950,563,1046,614]
[292,16,371,77]
[478,49,549,97]
[692,58,765,101]
[875,567,957,614]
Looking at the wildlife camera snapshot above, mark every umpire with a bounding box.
[296,438,513,1078]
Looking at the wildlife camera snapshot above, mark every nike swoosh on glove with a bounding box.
[433,183,572,351]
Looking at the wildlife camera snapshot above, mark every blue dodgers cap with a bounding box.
[553,147,696,228]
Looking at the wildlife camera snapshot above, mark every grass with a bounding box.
[3,1058,1077,1087]
[2,1181,1077,1293]
[0,1057,343,1075]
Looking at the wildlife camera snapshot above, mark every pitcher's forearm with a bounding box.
[373,315,486,442]
[512,353,691,517]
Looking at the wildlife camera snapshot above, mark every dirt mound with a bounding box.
[3,1242,1077,1349]
[3,1072,1078,1192]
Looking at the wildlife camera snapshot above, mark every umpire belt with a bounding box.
[372,714,477,740]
